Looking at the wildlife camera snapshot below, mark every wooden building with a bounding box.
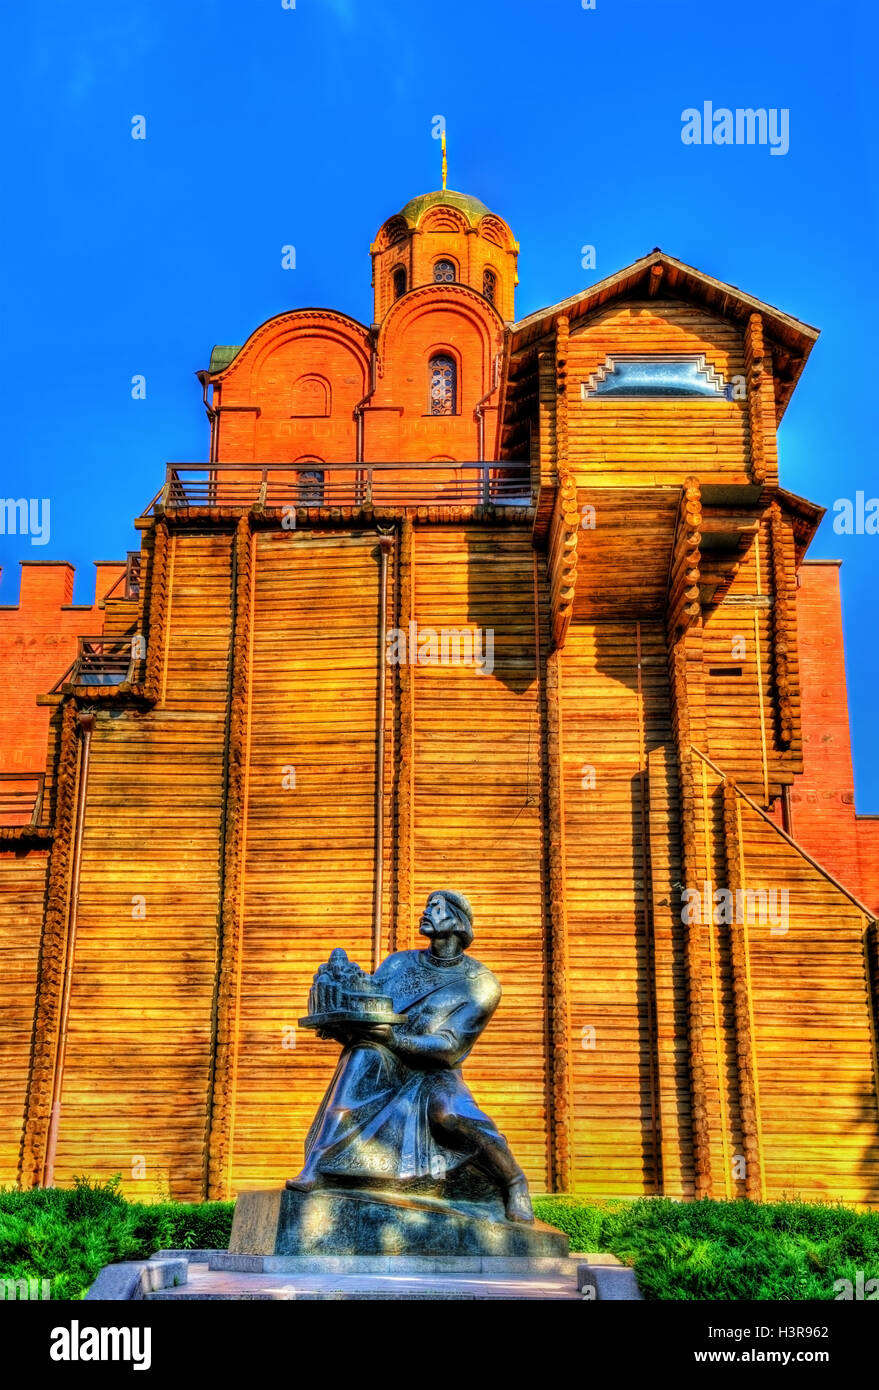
[1,187,878,1205]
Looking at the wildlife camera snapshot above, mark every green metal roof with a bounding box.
[209,344,242,374]
[398,189,491,228]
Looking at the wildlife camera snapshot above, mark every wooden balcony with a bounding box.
[50,636,138,693]
[140,461,533,515]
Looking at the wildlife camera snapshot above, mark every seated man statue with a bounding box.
[288,889,534,1224]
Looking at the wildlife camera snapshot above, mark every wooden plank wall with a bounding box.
[559,619,671,1196]
[566,301,749,487]
[690,753,879,1204]
[0,850,48,1184]
[10,516,875,1207]
[703,518,796,802]
[231,530,383,1191]
[411,526,550,1190]
[737,792,879,1203]
[49,530,232,1198]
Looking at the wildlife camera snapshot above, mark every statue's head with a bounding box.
[419,890,474,951]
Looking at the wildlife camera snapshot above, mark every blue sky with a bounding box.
[1,0,876,807]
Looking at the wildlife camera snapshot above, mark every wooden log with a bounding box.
[394,519,415,952]
[722,779,763,1199]
[769,502,794,749]
[19,700,80,1187]
[207,517,253,1200]
[143,521,171,704]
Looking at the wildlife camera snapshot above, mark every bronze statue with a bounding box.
[288,890,534,1224]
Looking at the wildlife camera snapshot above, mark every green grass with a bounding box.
[1,1178,877,1300]
[533,1195,879,1300]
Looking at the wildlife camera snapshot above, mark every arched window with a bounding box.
[295,458,325,504]
[392,266,407,299]
[483,268,497,304]
[433,258,456,284]
[429,355,457,416]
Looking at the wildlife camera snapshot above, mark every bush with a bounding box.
[534,1194,879,1300]
[2,1182,877,1300]
[0,1177,233,1301]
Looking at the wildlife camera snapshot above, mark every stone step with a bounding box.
[143,1261,583,1301]
[139,1252,642,1301]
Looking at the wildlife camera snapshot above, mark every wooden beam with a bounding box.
[143,521,171,704]
[394,519,415,952]
[722,779,766,1201]
[206,516,254,1200]
[666,479,712,1197]
[769,501,794,749]
[18,700,80,1187]
[544,645,574,1191]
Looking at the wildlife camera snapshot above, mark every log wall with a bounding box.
[41,531,233,1198]
[0,850,48,1185]
[566,301,751,487]
[410,525,550,1188]
[229,529,384,1193]
[559,619,672,1196]
[2,514,877,1206]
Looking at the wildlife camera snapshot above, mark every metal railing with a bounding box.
[141,461,533,514]
[49,635,138,692]
[0,773,45,828]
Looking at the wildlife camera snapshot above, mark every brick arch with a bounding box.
[212,309,371,387]
[420,206,470,235]
[213,311,370,465]
[371,287,502,462]
[375,283,503,373]
[374,215,408,251]
[248,317,370,387]
[478,214,515,250]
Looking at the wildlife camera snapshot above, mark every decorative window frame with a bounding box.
[432,256,459,284]
[426,348,460,417]
[580,353,733,401]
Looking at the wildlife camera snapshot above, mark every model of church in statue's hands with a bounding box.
[300,947,404,1027]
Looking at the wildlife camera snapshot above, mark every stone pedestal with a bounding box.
[228,1187,569,1259]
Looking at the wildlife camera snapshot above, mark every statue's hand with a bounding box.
[317,1025,353,1046]
[358,1023,395,1046]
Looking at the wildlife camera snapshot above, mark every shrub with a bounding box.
[1,1184,877,1300]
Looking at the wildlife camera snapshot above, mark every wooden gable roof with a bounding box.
[509,249,820,422]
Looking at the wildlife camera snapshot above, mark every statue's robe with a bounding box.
[299,949,503,1183]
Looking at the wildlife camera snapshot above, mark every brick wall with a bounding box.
[0,561,123,777]
[790,560,878,913]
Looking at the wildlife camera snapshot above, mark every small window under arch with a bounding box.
[433,258,456,284]
[483,268,497,304]
[295,459,325,504]
[392,266,407,299]
[429,355,457,415]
